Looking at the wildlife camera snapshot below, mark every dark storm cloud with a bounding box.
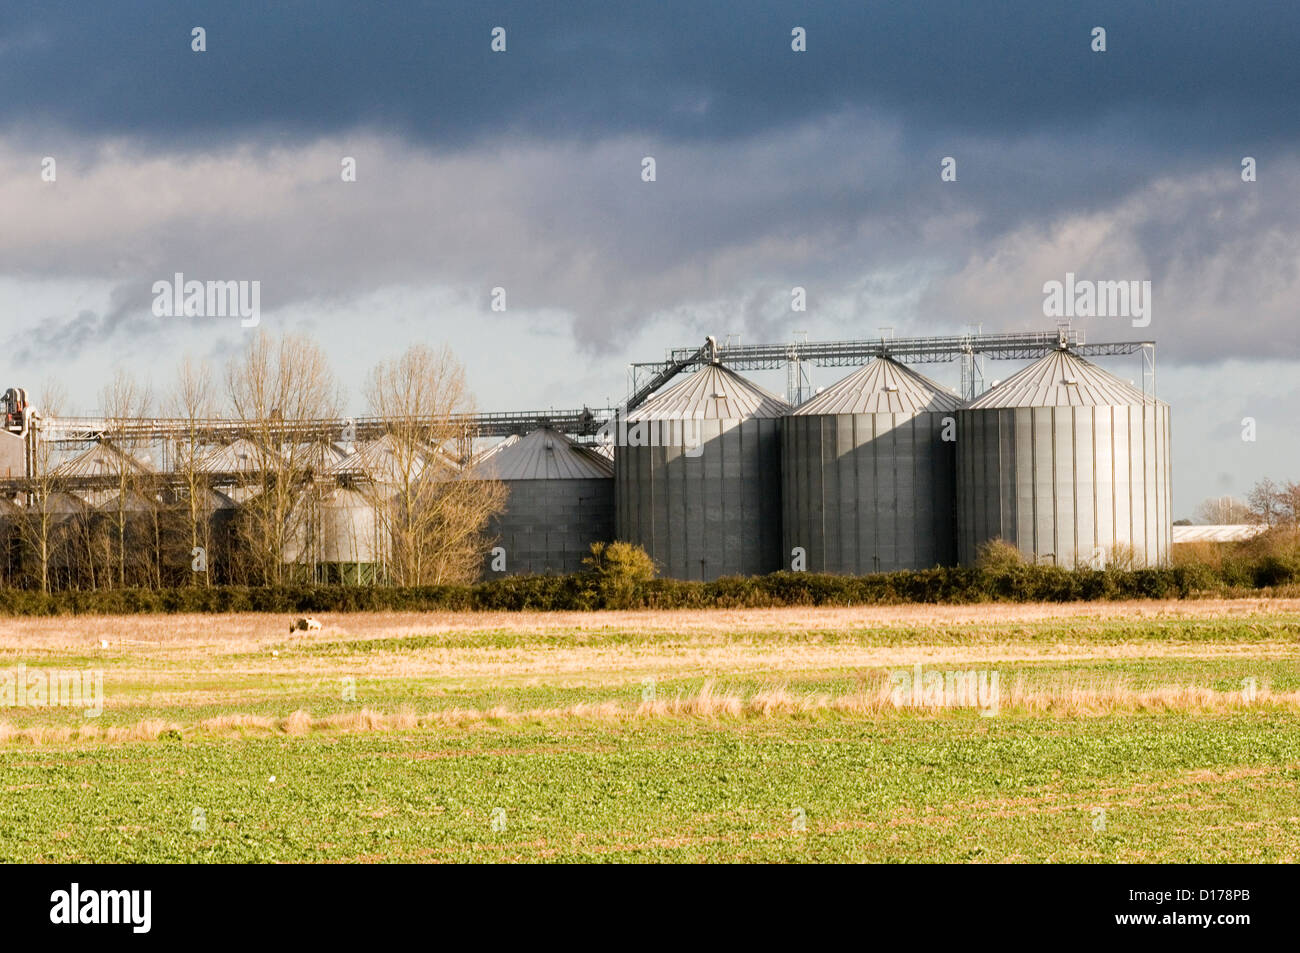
[1,1,1297,151]
[2,0,1298,375]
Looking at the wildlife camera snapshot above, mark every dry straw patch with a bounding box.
[1,678,1296,746]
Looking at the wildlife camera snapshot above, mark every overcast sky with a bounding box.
[1,1,1298,517]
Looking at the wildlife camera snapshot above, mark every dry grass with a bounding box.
[1,678,1295,746]
[9,638,1287,722]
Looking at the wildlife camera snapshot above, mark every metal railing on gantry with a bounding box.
[626,328,1154,408]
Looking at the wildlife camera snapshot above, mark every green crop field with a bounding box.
[1,599,1298,863]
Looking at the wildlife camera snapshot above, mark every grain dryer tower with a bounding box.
[614,354,791,580]
[957,347,1171,568]
[783,357,961,572]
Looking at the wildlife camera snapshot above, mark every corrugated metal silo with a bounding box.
[330,433,461,486]
[53,442,154,508]
[319,485,384,583]
[475,426,614,575]
[46,491,92,583]
[783,357,961,573]
[615,361,791,580]
[198,437,265,503]
[281,482,385,583]
[957,348,1172,568]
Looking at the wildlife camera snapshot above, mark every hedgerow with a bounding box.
[0,557,1292,615]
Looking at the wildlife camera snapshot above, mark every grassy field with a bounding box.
[1,599,1298,862]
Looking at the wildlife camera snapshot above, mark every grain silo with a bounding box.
[197,437,262,473]
[45,491,93,587]
[783,357,961,573]
[91,489,165,587]
[53,442,154,507]
[957,347,1172,568]
[297,440,349,475]
[318,484,385,584]
[197,437,266,503]
[331,433,459,485]
[279,481,385,584]
[474,426,613,575]
[165,486,237,582]
[615,359,791,580]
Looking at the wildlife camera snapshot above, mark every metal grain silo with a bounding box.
[615,361,791,580]
[474,426,614,575]
[53,442,154,508]
[46,491,93,585]
[957,348,1172,568]
[783,357,961,573]
[318,485,384,583]
[197,437,265,503]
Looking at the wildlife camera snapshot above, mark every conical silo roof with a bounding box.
[53,442,153,478]
[794,357,961,416]
[95,489,159,514]
[333,434,444,482]
[202,487,238,511]
[47,491,91,516]
[968,349,1161,409]
[198,438,267,474]
[473,426,612,480]
[296,441,349,471]
[629,364,792,421]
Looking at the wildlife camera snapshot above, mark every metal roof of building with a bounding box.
[967,349,1162,409]
[794,357,961,416]
[1172,524,1268,543]
[629,363,792,421]
[53,442,154,478]
[472,426,613,480]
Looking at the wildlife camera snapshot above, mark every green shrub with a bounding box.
[582,541,656,609]
[975,538,1025,571]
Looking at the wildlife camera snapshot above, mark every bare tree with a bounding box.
[362,344,505,585]
[1247,478,1281,525]
[1194,495,1254,525]
[97,370,155,588]
[225,332,341,584]
[167,356,218,586]
[14,382,70,592]
[1277,481,1300,526]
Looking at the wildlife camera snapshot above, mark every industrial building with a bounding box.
[0,328,1172,584]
